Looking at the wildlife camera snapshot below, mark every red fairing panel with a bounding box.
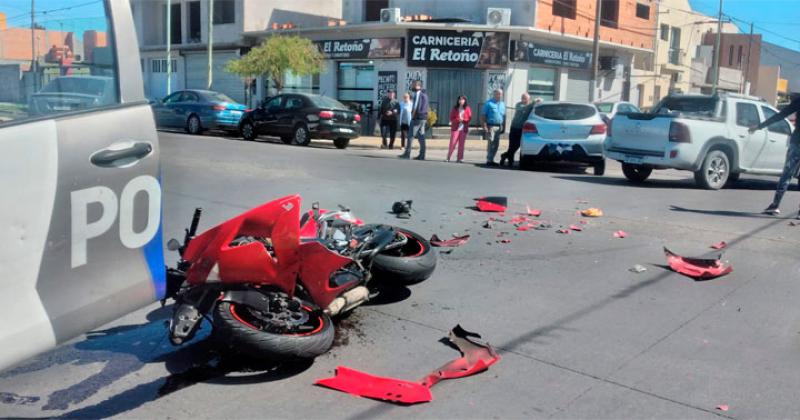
[315,325,500,404]
[664,247,733,280]
[475,196,508,213]
[297,241,357,309]
[183,195,301,295]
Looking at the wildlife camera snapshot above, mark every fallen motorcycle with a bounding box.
[163,194,436,360]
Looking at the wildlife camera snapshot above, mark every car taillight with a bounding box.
[244,108,252,112]
[319,110,334,119]
[354,114,361,122]
[590,124,607,135]
[212,104,226,111]
[522,122,538,134]
[669,121,691,143]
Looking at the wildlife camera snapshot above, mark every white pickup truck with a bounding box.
[605,93,794,189]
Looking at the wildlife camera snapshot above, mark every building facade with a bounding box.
[701,31,761,95]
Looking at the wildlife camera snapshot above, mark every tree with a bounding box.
[225,35,324,94]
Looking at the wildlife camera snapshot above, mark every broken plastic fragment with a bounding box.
[569,225,583,232]
[613,230,628,238]
[710,241,727,250]
[580,208,604,217]
[716,405,729,412]
[430,234,470,247]
[482,220,493,229]
[498,238,511,244]
[475,196,508,212]
[664,247,733,280]
[526,205,542,217]
[556,229,570,234]
[629,264,647,273]
[315,325,500,405]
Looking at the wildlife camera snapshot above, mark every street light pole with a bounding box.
[207,0,213,90]
[590,0,603,102]
[711,0,723,94]
[166,0,171,95]
[31,0,37,90]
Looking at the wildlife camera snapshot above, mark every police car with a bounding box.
[0,0,163,371]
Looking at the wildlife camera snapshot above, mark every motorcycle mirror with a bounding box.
[167,238,182,251]
[338,204,350,212]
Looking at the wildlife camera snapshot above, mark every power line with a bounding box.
[4,0,102,25]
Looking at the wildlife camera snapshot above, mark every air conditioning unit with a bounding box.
[380,8,402,24]
[487,8,511,26]
[599,56,619,71]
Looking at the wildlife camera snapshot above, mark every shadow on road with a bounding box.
[669,205,780,219]
[553,174,785,191]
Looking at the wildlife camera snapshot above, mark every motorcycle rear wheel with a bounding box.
[213,300,334,360]
[370,228,437,285]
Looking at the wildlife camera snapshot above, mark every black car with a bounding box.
[239,93,361,149]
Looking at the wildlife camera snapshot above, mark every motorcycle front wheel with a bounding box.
[213,299,334,360]
[370,228,437,285]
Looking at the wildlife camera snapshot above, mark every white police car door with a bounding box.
[0,0,163,371]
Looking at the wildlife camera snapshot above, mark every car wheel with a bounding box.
[694,150,730,190]
[186,114,202,135]
[593,159,606,176]
[293,124,311,146]
[333,138,350,149]
[519,155,536,171]
[621,163,652,183]
[240,121,256,140]
[280,136,293,144]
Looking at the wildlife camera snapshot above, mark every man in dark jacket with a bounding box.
[750,94,800,216]
[400,80,429,160]
[379,90,400,149]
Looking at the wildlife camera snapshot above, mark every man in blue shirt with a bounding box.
[481,89,506,167]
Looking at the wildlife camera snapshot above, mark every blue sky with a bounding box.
[689,0,800,52]
[1,0,108,34]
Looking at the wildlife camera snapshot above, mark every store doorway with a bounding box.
[337,62,376,135]
[426,69,483,126]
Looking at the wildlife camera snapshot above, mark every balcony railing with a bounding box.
[668,49,682,66]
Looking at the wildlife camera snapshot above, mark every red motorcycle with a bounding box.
[164,194,436,359]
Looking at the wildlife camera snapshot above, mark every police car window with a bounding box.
[0,1,119,126]
[761,106,792,135]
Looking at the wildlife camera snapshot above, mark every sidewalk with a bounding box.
[349,135,508,152]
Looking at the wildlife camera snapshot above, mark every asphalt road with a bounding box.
[2,131,800,419]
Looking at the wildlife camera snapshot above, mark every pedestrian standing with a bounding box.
[749,94,800,216]
[480,89,506,167]
[399,92,412,149]
[500,93,536,167]
[400,80,429,160]
[447,95,472,163]
[379,90,400,149]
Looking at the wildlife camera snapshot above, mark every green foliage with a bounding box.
[225,36,323,92]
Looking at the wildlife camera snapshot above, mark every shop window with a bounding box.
[635,3,650,19]
[660,24,669,41]
[213,0,235,25]
[527,68,557,101]
[729,45,734,66]
[337,62,375,102]
[169,3,182,44]
[188,1,201,43]
[738,45,743,65]
[283,71,319,94]
[0,0,119,125]
[553,0,577,20]
[600,0,619,28]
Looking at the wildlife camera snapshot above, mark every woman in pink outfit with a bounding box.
[447,95,472,163]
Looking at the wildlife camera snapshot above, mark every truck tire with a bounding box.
[694,150,730,190]
[622,163,652,183]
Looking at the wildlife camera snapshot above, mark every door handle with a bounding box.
[738,134,746,138]
[90,142,153,167]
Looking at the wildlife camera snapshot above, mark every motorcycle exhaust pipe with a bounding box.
[325,286,369,316]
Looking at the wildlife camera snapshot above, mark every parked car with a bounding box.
[239,93,361,149]
[28,75,116,116]
[595,101,640,125]
[606,93,793,189]
[519,102,608,175]
[150,89,247,134]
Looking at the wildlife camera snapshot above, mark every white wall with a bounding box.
[342,0,535,26]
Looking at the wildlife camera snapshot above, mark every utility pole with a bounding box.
[590,0,603,102]
[207,0,213,90]
[31,0,37,91]
[710,0,723,94]
[166,0,172,95]
[743,21,754,95]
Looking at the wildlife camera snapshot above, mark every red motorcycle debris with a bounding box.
[664,247,732,280]
[164,195,437,360]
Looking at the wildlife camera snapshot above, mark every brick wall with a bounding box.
[535,0,655,50]
[703,32,761,94]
